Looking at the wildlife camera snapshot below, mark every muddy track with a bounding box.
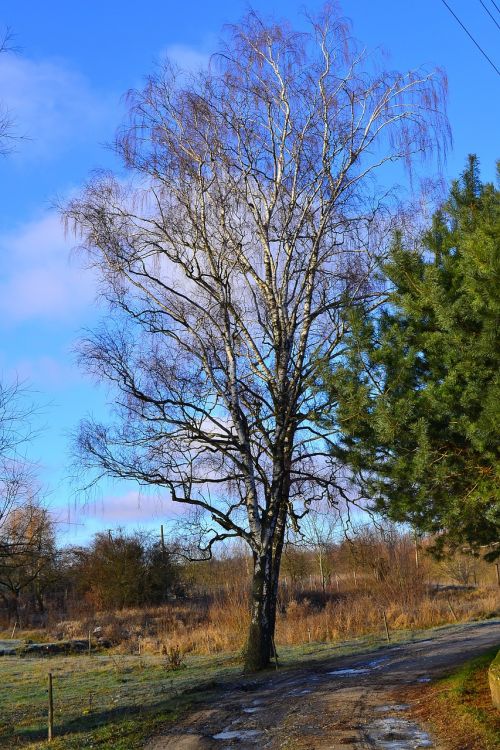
[146,619,500,749]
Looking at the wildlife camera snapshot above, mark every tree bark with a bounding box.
[245,549,274,671]
[245,502,288,671]
[268,511,287,655]
[8,588,20,627]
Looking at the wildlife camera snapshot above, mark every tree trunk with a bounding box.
[245,504,288,671]
[245,549,274,671]
[8,589,20,628]
[319,549,326,594]
[268,519,287,656]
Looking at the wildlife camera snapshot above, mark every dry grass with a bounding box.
[21,580,497,658]
[2,538,498,658]
[275,585,499,646]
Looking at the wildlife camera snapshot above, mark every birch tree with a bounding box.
[64,8,448,670]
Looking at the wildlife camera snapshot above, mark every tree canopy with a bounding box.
[329,156,500,556]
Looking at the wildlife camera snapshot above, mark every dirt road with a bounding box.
[146,619,500,749]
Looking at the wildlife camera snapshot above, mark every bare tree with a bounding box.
[64,8,448,669]
[0,28,19,155]
[0,380,39,532]
[298,506,341,593]
[0,498,55,624]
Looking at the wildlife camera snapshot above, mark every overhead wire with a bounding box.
[479,0,500,30]
[439,0,500,76]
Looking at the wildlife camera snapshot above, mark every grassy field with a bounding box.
[409,648,500,750]
[1,626,498,749]
[0,630,403,750]
[0,651,238,750]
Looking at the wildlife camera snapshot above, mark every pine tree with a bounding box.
[330,156,500,556]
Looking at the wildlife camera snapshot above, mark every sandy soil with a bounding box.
[145,619,500,750]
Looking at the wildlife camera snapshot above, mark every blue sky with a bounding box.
[1,0,498,545]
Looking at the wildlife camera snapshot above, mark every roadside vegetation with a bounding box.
[408,648,500,750]
[2,520,498,748]
[0,4,497,749]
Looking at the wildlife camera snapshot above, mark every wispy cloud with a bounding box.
[0,52,118,161]
[163,43,212,73]
[0,210,98,324]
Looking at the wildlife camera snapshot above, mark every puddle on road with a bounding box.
[328,668,370,676]
[366,717,433,749]
[416,676,431,683]
[367,657,389,668]
[242,707,262,714]
[288,687,313,696]
[213,729,262,741]
[328,656,389,677]
[375,704,410,713]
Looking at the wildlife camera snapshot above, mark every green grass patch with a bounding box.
[0,652,241,749]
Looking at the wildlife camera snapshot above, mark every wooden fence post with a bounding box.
[382,611,391,643]
[48,672,54,742]
[447,598,458,621]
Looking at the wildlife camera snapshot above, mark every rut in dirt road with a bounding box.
[145,619,500,749]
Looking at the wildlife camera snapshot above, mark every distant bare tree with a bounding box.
[298,507,341,593]
[0,28,18,155]
[64,7,448,669]
[0,380,39,533]
[0,499,55,623]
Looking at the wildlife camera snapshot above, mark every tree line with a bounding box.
[3,513,497,631]
[0,515,182,625]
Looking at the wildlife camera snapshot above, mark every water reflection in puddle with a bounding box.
[288,687,313,696]
[328,667,370,676]
[367,657,389,668]
[366,717,433,749]
[213,729,262,741]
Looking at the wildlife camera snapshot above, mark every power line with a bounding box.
[488,0,500,15]
[439,0,500,76]
[479,0,500,30]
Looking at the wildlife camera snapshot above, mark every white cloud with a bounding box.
[0,210,98,323]
[0,53,117,161]
[163,43,211,73]
[9,355,79,388]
